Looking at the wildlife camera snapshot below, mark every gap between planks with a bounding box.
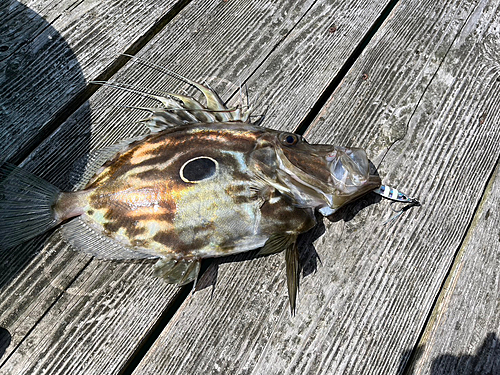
[117,285,193,375]
[403,154,500,375]
[0,257,93,368]
[399,1,500,372]
[295,0,400,136]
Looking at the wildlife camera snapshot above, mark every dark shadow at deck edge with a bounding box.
[398,333,500,374]
[0,328,11,361]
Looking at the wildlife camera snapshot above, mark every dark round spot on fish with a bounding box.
[180,156,218,183]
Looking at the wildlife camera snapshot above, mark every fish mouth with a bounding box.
[275,146,381,214]
[327,147,374,190]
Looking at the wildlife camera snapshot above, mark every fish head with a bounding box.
[251,131,381,215]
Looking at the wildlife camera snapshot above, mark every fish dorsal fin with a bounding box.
[60,217,158,260]
[258,232,296,255]
[91,55,252,130]
[153,257,201,285]
[68,136,146,190]
[135,107,187,130]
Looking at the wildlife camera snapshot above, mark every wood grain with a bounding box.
[2,255,179,374]
[408,163,500,374]
[130,0,500,374]
[0,0,181,363]
[0,0,181,164]
[0,0,395,373]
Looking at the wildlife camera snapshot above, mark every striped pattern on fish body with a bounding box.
[81,122,316,260]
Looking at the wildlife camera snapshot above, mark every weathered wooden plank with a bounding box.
[0,0,398,372]
[408,161,500,374]
[0,0,182,164]
[1,255,179,374]
[130,0,500,374]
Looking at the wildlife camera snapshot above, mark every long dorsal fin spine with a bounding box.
[120,54,229,113]
[92,57,256,128]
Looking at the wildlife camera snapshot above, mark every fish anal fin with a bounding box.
[285,241,299,316]
[60,217,158,260]
[258,232,296,256]
[153,257,201,286]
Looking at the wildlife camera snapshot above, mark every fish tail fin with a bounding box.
[0,163,61,248]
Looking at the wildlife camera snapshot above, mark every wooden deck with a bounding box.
[1,0,500,373]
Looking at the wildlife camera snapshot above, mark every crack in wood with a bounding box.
[294,0,401,137]
[0,257,93,369]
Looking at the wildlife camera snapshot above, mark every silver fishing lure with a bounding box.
[372,185,420,224]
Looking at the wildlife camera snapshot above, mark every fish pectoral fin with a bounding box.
[153,257,201,285]
[285,241,299,316]
[255,185,275,208]
[258,232,296,256]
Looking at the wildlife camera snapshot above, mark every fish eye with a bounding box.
[179,156,218,183]
[281,133,299,146]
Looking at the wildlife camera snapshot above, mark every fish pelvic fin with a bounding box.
[258,232,296,256]
[258,233,300,315]
[153,257,201,286]
[0,163,62,248]
[285,241,299,316]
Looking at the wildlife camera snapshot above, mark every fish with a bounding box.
[0,57,381,313]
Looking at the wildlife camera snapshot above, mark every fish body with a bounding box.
[67,123,318,260]
[0,59,381,311]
